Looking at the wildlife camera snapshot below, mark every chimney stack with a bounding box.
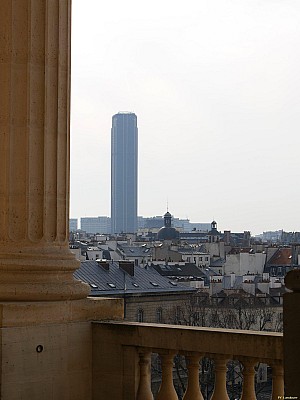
[119,261,134,276]
[96,260,109,271]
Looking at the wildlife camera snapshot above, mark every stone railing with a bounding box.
[92,321,283,400]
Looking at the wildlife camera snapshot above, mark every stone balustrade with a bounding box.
[92,321,283,400]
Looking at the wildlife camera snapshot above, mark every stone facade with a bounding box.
[124,293,191,323]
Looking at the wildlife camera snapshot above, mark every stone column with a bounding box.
[0,0,89,300]
[284,270,300,395]
[271,360,284,400]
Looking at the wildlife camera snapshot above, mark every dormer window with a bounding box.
[90,283,98,289]
[107,283,116,288]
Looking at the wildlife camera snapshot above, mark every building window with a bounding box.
[228,314,235,326]
[212,298,218,306]
[205,257,209,261]
[137,309,144,322]
[228,297,234,306]
[194,311,200,322]
[175,306,181,322]
[279,312,283,321]
[211,312,219,325]
[156,308,163,323]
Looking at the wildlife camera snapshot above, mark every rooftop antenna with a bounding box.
[167,198,169,212]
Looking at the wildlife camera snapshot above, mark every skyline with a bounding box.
[70,0,300,235]
[70,215,296,237]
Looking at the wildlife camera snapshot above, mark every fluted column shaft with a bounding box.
[284,271,299,395]
[136,351,154,400]
[0,0,89,300]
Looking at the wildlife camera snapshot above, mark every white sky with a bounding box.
[70,0,300,235]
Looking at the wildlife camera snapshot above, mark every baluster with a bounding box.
[156,352,178,400]
[136,351,154,400]
[211,356,230,400]
[183,353,204,400]
[271,360,284,400]
[240,358,257,400]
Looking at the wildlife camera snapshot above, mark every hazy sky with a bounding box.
[70,0,300,235]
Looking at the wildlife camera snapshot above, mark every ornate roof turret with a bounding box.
[157,211,179,241]
[208,220,220,243]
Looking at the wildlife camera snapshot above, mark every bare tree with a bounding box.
[162,290,282,399]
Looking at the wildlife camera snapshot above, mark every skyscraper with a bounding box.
[111,112,138,233]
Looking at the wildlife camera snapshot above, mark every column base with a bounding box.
[0,248,90,301]
[0,280,90,301]
[0,297,124,327]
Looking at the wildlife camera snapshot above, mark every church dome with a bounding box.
[157,226,179,241]
[157,211,179,241]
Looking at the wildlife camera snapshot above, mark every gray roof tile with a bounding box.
[74,260,196,296]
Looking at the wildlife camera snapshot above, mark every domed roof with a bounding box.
[157,210,179,241]
[157,226,179,241]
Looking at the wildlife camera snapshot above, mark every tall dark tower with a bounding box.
[111,112,138,234]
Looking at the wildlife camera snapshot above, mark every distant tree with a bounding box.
[161,290,282,399]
